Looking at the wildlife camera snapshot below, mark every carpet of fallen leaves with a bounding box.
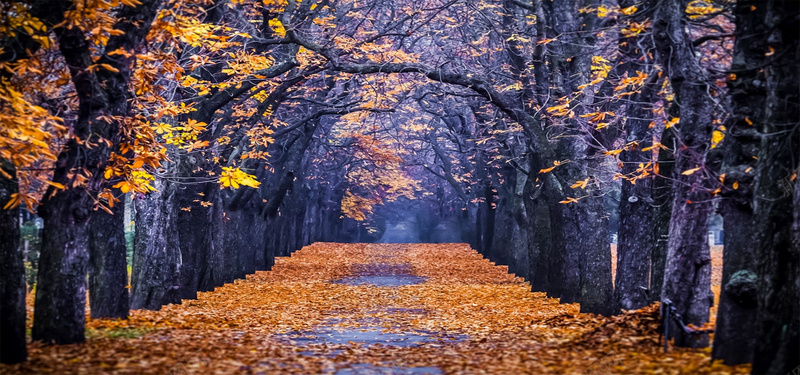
[2,243,748,374]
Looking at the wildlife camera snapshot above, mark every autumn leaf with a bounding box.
[620,5,638,15]
[3,193,20,210]
[113,180,133,193]
[186,140,209,152]
[538,160,568,174]
[43,180,65,189]
[710,130,725,149]
[570,178,590,189]
[219,166,260,189]
[665,117,680,129]
[184,119,207,132]
[682,167,701,175]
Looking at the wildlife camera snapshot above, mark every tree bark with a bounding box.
[130,179,182,310]
[710,0,767,363]
[650,128,674,304]
[524,180,551,292]
[546,181,613,315]
[748,2,800,372]
[613,0,660,312]
[89,205,129,318]
[34,188,92,344]
[713,201,756,364]
[0,162,26,363]
[652,0,715,347]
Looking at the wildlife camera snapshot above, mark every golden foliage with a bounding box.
[219,166,260,189]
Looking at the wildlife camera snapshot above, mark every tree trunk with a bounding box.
[653,0,715,347]
[752,123,800,374]
[33,189,91,344]
[89,205,129,318]
[195,184,225,292]
[710,0,768,363]
[650,127,675,303]
[613,0,660,311]
[526,195,551,292]
[661,184,713,348]
[616,162,655,311]
[130,180,182,310]
[534,0,613,315]
[748,2,800,372]
[545,173,613,316]
[0,163,26,363]
[713,201,756,364]
[523,155,552,293]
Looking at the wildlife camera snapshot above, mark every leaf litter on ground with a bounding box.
[3,243,748,374]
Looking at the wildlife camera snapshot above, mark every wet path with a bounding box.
[272,246,469,374]
[5,243,750,374]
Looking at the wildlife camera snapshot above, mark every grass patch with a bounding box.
[86,327,151,340]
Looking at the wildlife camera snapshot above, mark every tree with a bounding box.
[612,0,664,312]
[32,0,161,344]
[0,161,24,364]
[713,0,800,372]
[651,0,718,348]
[0,0,73,361]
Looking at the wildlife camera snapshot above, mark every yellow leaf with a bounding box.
[620,5,637,15]
[642,142,668,152]
[559,197,579,204]
[710,130,725,149]
[44,181,65,189]
[604,149,623,156]
[682,167,701,175]
[99,63,120,73]
[3,193,20,210]
[113,181,131,193]
[732,181,739,190]
[666,117,680,129]
[268,18,286,37]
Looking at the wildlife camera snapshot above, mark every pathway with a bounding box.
[5,243,748,374]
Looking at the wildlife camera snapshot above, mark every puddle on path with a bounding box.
[283,325,454,347]
[274,262,459,374]
[332,263,427,287]
[334,275,427,287]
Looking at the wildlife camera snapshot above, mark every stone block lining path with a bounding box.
[3,243,748,374]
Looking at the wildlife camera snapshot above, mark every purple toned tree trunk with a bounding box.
[652,0,715,347]
[0,163,26,363]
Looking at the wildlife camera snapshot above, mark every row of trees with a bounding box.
[1,0,797,373]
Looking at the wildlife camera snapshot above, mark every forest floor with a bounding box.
[3,243,745,374]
